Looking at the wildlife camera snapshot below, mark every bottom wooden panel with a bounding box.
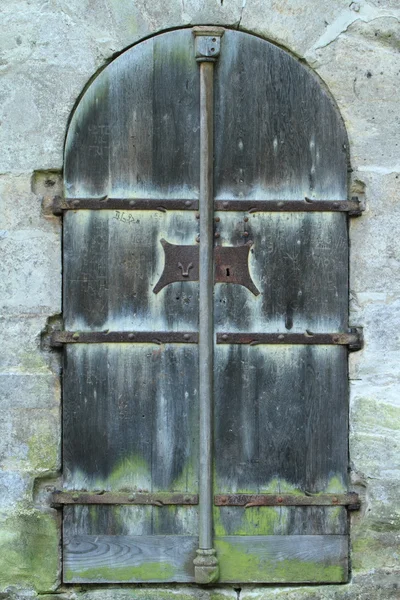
[216,535,348,583]
[63,535,198,583]
[63,534,348,583]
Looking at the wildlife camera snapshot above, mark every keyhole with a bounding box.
[226,268,230,277]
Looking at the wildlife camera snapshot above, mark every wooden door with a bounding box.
[54,27,361,585]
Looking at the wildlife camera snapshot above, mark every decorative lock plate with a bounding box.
[153,239,260,295]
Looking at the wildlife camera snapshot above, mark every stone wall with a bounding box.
[0,1,399,598]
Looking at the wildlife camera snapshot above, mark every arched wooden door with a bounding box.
[53,27,362,584]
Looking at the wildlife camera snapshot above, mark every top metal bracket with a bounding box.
[193,26,224,62]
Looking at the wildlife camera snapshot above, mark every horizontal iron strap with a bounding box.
[51,330,363,349]
[51,491,360,510]
[51,491,198,507]
[217,331,363,350]
[215,493,360,510]
[51,331,198,346]
[52,197,361,215]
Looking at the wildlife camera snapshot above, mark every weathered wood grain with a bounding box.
[63,534,348,583]
[64,30,200,200]
[214,212,348,334]
[215,535,348,583]
[63,344,199,492]
[63,534,198,583]
[214,30,348,201]
[63,210,199,331]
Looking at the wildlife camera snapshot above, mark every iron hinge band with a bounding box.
[51,196,363,215]
[51,329,363,350]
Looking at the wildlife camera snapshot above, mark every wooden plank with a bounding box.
[215,535,348,583]
[214,345,348,509]
[214,212,348,334]
[63,344,199,492]
[63,210,199,331]
[63,534,348,583]
[63,534,198,583]
[214,30,348,202]
[63,505,199,537]
[64,30,199,200]
[213,506,347,537]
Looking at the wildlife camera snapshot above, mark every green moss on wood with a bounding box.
[65,561,175,582]
[215,539,345,583]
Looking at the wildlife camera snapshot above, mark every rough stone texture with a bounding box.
[0,0,399,598]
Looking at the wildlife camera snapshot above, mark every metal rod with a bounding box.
[198,59,214,553]
[217,330,363,351]
[215,492,360,510]
[52,196,362,215]
[51,491,198,507]
[50,331,198,347]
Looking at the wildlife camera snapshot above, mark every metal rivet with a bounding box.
[129,200,136,207]
[278,334,284,340]
[183,334,190,340]
[184,495,191,502]
[72,332,80,340]
[277,496,283,503]
[333,202,339,208]
[215,216,220,222]
[185,200,192,207]
[222,334,228,340]
[72,200,80,207]
[243,231,249,237]
[332,497,339,504]
[196,235,200,243]
[128,494,135,502]
[195,213,200,219]
[244,217,249,222]
[215,232,220,238]
[277,201,284,208]
[220,496,228,504]
[128,333,135,340]
[72,493,79,501]
[223,201,229,208]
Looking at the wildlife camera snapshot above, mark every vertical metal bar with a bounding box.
[198,59,214,553]
[193,26,224,585]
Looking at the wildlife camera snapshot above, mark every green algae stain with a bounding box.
[27,419,59,472]
[214,506,281,536]
[325,475,346,494]
[0,509,59,592]
[65,561,175,582]
[215,539,344,583]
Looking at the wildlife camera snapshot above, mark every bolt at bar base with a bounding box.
[194,549,219,584]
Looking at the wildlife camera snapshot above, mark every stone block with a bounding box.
[307,15,400,171]
[0,509,59,593]
[0,229,60,315]
[0,472,31,509]
[350,172,400,295]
